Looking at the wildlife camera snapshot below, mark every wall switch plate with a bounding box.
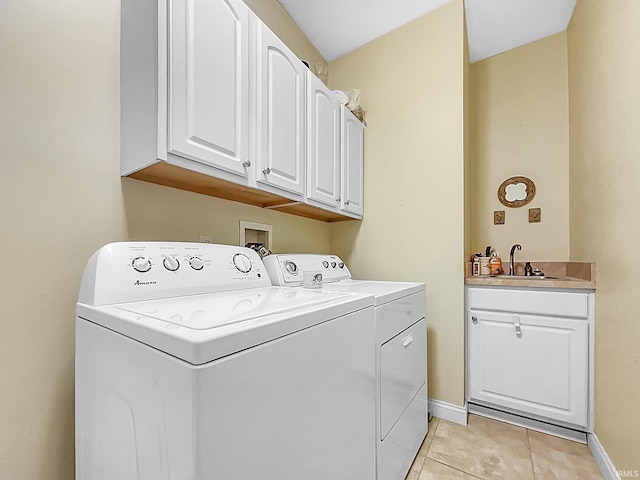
[494,210,505,225]
[529,208,541,223]
[199,235,214,243]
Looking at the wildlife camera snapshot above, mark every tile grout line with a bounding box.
[415,418,440,478]
[526,428,537,480]
[429,458,486,479]
[420,418,484,480]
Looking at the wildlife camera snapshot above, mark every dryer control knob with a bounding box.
[233,253,252,273]
[189,256,205,270]
[322,261,329,268]
[284,260,299,275]
[330,261,337,268]
[132,256,151,273]
[163,256,180,271]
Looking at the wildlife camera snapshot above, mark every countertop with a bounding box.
[464,261,596,290]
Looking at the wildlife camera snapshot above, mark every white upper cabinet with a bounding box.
[121,0,364,221]
[168,0,250,178]
[341,107,364,217]
[306,72,341,210]
[253,18,305,199]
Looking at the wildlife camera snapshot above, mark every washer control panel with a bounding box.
[78,242,271,305]
[262,254,351,286]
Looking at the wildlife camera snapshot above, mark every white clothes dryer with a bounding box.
[76,242,376,480]
[263,253,428,480]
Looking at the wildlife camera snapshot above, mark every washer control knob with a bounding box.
[330,261,337,268]
[163,256,180,271]
[322,261,329,268]
[189,256,205,270]
[284,260,299,275]
[233,253,252,273]
[338,262,345,269]
[132,256,151,273]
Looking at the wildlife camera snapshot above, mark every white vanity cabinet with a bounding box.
[306,71,342,211]
[340,106,364,218]
[253,17,306,200]
[466,286,594,433]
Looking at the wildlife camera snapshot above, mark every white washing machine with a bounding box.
[76,242,377,480]
[263,254,428,480]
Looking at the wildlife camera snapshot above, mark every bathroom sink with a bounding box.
[490,275,558,280]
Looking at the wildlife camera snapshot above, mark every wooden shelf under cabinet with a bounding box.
[127,162,355,223]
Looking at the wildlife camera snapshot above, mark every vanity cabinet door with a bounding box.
[468,309,588,428]
[306,71,341,210]
[254,19,305,198]
[168,0,250,178]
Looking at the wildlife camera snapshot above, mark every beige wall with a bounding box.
[567,0,640,471]
[470,33,570,262]
[464,16,472,262]
[0,1,329,478]
[328,0,466,406]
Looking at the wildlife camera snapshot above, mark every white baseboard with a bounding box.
[429,398,468,426]
[588,433,621,480]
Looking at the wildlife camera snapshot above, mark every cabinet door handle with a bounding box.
[471,315,478,324]
[513,314,522,338]
[263,167,271,175]
[242,160,251,168]
[402,334,414,350]
[336,196,341,203]
[344,200,350,205]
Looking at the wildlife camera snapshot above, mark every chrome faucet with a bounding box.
[509,244,522,276]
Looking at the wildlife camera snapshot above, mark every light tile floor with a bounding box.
[406,414,603,480]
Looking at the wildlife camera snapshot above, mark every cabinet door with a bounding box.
[306,72,341,209]
[341,107,364,217]
[168,0,249,177]
[468,309,588,428]
[254,20,305,198]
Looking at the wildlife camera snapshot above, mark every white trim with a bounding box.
[588,433,621,480]
[429,399,468,426]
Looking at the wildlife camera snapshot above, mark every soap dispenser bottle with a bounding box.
[489,251,503,275]
[524,262,533,276]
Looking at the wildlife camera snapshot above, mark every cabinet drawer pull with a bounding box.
[471,315,478,324]
[402,334,414,349]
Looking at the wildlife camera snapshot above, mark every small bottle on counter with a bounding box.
[489,252,503,275]
[472,255,480,276]
[524,262,533,276]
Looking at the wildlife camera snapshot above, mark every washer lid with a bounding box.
[77,287,374,365]
[115,287,344,330]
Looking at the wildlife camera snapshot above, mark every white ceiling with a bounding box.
[465,0,576,62]
[277,0,577,63]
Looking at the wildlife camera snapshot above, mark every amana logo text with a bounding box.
[134,280,157,286]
